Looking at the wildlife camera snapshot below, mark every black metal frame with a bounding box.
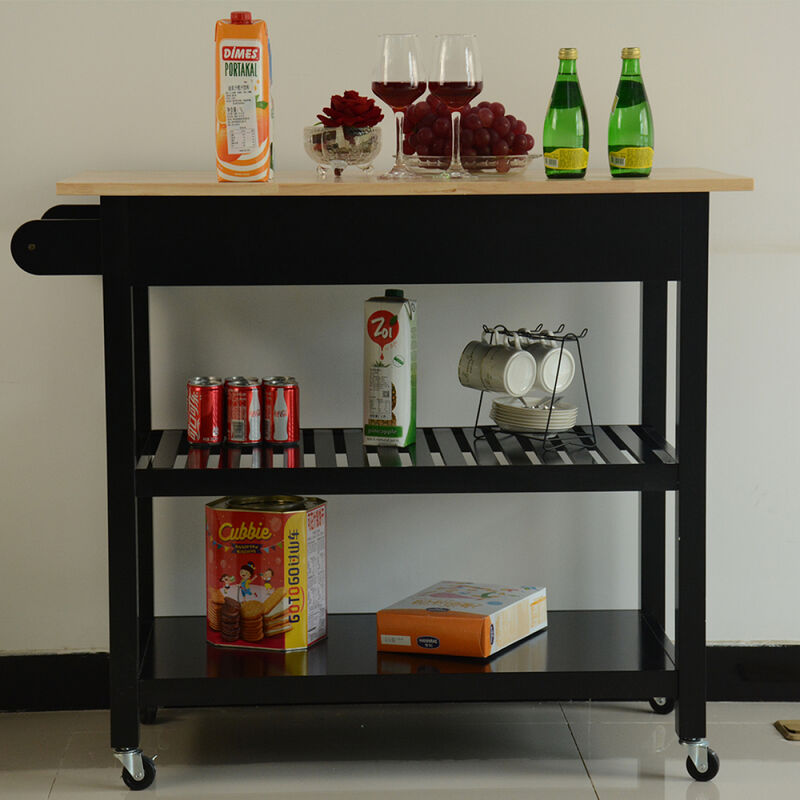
[12,190,709,759]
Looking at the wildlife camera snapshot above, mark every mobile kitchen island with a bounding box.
[12,167,752,788]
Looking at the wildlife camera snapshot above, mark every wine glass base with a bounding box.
[434,167,477,181]
[379,164,421,180]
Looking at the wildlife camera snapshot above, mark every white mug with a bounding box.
[479,334,537,396]
[458,334,493,390]
[524,339,575,395]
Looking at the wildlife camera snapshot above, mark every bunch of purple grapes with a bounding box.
[402,94,535,169]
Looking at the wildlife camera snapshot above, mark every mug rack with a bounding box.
[471,323,596,452]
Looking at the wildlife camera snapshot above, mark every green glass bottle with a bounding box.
[543,47,589,179]
[608,47,654,177]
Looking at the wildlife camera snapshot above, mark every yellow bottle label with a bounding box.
[544,148,589,170]
[609,147,653,169]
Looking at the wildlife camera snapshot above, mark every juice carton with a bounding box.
[215,11,272,181]
[363,289,417,447]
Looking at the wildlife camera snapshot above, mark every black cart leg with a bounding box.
[102,198,141,752]
[675,193,717,779]
[640,280,668,634]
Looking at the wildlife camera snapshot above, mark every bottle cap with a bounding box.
[558,48,578,60]
[385,289,405,298]
[230,11,252,24]
[621,47,641,59]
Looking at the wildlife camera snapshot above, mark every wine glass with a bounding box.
[372,34,426,180]
[430,34,483,179]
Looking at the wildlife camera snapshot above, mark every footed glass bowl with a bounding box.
[304,125,382,178]
[406,153,540,176]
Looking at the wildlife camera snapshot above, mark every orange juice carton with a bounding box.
[205,495,327,651]
[376,581,547,658]
[215,11,272,181]
[363,288,417,446]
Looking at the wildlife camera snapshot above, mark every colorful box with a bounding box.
[376,581,547,658]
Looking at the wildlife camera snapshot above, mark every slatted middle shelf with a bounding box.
[135,425,677,497]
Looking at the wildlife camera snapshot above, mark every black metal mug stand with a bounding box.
[11,182,723,786]
[470,324,596,452]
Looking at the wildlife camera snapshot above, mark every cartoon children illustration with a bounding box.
[239,562,256,598]
[260,568,274,593]
[220,574,236,590]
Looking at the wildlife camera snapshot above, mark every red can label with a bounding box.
[263,378,300,443]
[187,378,223,444]
[226,379,262,443]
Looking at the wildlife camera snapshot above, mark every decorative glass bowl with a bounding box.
[406,153,540,176]
[303,125,382,178]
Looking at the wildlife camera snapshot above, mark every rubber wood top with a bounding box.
[56,168,753,197]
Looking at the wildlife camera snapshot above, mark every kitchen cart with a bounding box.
[12,168,752,788]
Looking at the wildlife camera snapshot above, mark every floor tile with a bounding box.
[47,704,595,798]
[562,701,800,799]
[14,702,800,798]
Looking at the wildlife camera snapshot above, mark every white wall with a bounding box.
[0,0,797,653]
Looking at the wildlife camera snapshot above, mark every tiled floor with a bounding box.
[1,701,798,798]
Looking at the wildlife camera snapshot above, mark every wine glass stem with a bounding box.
[449,110,464,172]
[394,110,404,169]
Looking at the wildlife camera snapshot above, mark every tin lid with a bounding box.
[621,47,641,59]
[225,377,261,386]
[188,376,224,386]
[262,376,298,386]
[223,495,306,511]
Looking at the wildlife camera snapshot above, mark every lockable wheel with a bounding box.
[121,755,156,791]
[686,748,719,782]
[648,696,675,714]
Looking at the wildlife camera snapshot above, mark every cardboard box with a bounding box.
[376,581,547,658]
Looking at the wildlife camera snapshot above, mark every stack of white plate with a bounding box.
[489,396,578,433]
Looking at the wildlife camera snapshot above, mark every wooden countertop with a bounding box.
[56,168,753,197]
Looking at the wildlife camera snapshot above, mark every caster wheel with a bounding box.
[121,755,156,791]
[140,706,158,724]
[686,748,719,782]
[649,696,675,714]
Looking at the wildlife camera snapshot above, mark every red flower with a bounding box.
[317,89,384,128]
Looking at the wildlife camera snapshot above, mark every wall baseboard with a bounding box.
[0,653,109,711]
[707,645,800,701]
[2,646,799,712]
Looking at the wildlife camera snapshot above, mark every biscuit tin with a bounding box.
[205,495,327,651]
[376,581,547,658]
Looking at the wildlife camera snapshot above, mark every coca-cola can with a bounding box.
[263,377,300,444]
[187,446,211,469]
[187,377,223,445]
[225,377,262,443]
[284,444,300,468]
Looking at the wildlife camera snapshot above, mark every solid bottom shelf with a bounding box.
[139,611,676,707]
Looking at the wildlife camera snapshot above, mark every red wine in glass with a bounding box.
[372,81,426,111]
[429,80,483,110]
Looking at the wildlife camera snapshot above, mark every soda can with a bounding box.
[187,446,211,469]
[225,377,262,444]
[187,377,224,445]
[284,444,300,468]
[263,377,300,444]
